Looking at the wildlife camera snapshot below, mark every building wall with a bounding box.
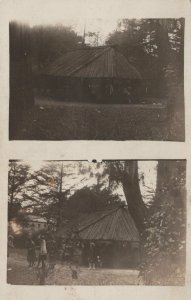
[26,221,47,232]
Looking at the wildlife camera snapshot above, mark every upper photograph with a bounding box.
[9,18,185,141]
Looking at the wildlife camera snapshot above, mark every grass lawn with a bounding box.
[10,97,185,141]
[7,248,141,285]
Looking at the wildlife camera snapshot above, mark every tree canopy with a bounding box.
[106,18,184,102]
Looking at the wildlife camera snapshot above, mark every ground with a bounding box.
[7,248,141,285]
[9,97,184,141]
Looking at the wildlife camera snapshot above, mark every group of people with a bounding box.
[27,235,103,272]
[59,239,103,269]
[26,234,56,268]
[88,241,103,269]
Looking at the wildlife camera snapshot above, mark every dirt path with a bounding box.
[7,248,141,285]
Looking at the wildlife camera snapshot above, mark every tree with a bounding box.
[66,185,122,218]
[65,160,149,230]
[29,161,70,224]
[106,18,184,101]
[154,160,186,209]
[101,160,186,285]
[87,31,101,46]
[103,161,147,231]
[8,161,108,224]
[8,161,31,220]
[140,160,186,285]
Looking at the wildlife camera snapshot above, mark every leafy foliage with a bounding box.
[140,160,186,285]
[8,161,32,219]
[66,185,121,217]
[106,18,184,100]
[107,18,184,67]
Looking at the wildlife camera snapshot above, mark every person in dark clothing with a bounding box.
[47,238,57,269]
[27,238,36,267]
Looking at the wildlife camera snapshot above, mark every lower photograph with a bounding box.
[7,160,186,286]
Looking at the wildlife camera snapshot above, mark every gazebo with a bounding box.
[37,45,142,104]
[56,206,141,268]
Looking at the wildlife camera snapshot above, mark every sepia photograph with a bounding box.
[7,160,186,285]
[9,18,185,141]
[0,0,190,299]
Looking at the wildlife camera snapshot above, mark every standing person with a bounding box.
[88,241,96,269]
[69,241,84,280]
[27,237,36,267]
[8,235,14,257]
[123,86,131,103]
[37,235,47,268]
[47,237,57,269]
[72,242,83,267]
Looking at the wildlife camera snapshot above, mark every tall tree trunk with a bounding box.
[155,20,181,114]
[155,20,172,67]
[121,161,147,231]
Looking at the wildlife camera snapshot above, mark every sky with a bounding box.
[138,161,157,202]
[24,160,157,204]
[9,1,120,45]
[9,0,121,40]
[73,18,119,45]
[16,17,119,45]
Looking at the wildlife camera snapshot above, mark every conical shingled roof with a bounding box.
[77,206,140,241]
[56,206,140,242]
[41,46,141,79]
